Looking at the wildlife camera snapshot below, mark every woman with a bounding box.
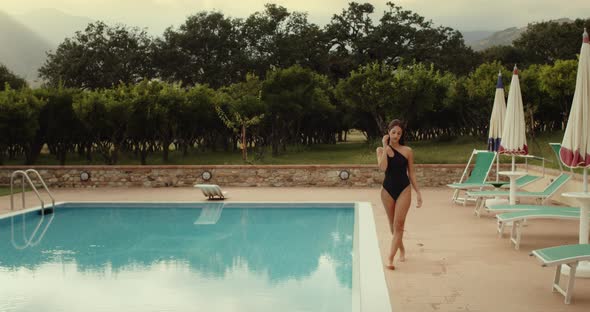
[376,119,423,270]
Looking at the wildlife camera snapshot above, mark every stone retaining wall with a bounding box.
[0,164,511,188]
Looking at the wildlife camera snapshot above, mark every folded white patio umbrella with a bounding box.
[558,28,590,275]
[488,71,507,181]
[499,65,528,167]
[498,65,528,205]
[561,29,590,173]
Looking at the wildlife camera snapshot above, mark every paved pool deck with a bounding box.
[1,186,589,311]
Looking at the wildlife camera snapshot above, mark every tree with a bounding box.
[33,87,82,165]
[183,84,220,153]
[0,87,44,164]
[479,45,525,67]
[126,80,165,165]
[519,64,551,135]
[73,88,131,164]
[156,82,187,162]
[39,21,155,89]
[538,59,578,128]
[514,18,590,64]
[262,65,333,155]
[391,63,452,136]
[242,4,330,79]
[0,64,27,89]
[460,62,512,137]
[374,2,478,75]
[325,2,375,80]
[335,62,396,135]
[216,74,266,161]
[155,12,245,88]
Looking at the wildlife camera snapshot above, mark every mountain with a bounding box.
[461,30,495,46]
[0,11,53,85]
[14,8,94,46]
[468,18,575,51]
[468,26,526,51]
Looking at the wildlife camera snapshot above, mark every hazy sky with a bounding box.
[3,0,590,34]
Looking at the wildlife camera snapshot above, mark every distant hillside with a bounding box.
[461,30,495,46]
[14,8,94,46]
[469,26,527,51]
[469,18,575,51]
[0,11,53,86]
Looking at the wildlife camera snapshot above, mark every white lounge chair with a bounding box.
[496,208,581,249]
[447,149,497,206]
[194,184,228,200]
[531,244,590,304]
[468,173,572,216]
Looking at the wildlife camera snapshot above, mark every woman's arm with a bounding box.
[376,147,388,171]
[376,135,389,171]
[407,148,423,208]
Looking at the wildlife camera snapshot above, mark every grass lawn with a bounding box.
[0,131,571,169]
[0,186,31,197]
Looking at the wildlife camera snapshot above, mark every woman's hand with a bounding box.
[382,134,389,147]
[416,192,423,208]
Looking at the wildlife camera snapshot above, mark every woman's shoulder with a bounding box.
[399,145,413,158]
[400,145,413,153]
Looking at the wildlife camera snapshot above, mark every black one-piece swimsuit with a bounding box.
[383,148,410,200]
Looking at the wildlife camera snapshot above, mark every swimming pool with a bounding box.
[0,202,390,311]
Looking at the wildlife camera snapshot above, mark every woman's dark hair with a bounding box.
[387,119,405,145]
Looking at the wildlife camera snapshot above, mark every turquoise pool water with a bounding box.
[0,203,355,312]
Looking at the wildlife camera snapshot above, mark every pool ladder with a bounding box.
[9,169,56,249]
[10,169,55,214]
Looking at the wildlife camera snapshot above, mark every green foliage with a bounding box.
[336,62,396,134]
[33,87,82,165]
[479,45,525,66]
[39,21,155,89]
[336,61,453,136]
[0,64,27,89]
[374,2,478,75]
[262,65,334,155]
[73,87,132,164]
[464,61,512,102]
[392,63,451,130]
[514,18,590,64]
[539,59,577,107]
[0,87,44,164]
[155,12,244,88]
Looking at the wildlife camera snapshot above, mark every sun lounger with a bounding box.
[487,204,578,213]
[194,184,228,200]
[530,244,590,304]
[468,173,572,216]
[447,149,496,205]
[496,208,581,249]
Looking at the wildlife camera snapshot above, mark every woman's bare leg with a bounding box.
[389,186,411,265]
[381,188,396,269]
[380,188,395,234]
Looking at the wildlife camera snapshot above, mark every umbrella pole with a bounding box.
[511,155,515,172]
[585,168,588,193]
[496,155,500,182]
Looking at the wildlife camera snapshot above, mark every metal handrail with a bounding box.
[9,169,57,249]
[25,169,55,209]
[10,170,45,214]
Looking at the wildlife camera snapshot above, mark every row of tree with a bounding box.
[30,2,590,91]
[0,58,580,165]
[37,2,479,89]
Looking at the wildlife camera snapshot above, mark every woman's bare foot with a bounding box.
[386,254,395,270]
